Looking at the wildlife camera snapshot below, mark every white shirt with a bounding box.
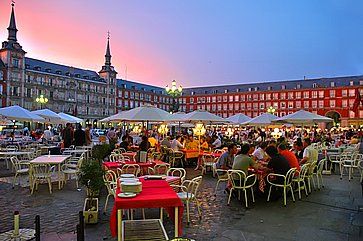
[303,145,318,163]
[171,139,184,151]
[252,147,266,161]
[43,129,53,140]
[212,138,222,148]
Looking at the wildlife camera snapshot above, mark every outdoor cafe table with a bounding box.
[122,152,137,161]
[103,160,166,175]
[30,155,71,190]
[110,178,184,240]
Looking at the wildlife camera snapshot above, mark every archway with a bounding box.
[325,111,341,129]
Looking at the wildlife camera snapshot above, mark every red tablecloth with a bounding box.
[103,160,166,175]
[110,179,184,237]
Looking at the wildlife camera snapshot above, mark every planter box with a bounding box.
[83,198,98,224]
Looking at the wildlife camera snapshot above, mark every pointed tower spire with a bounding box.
[105,31,111,66]
[8,1,18,42]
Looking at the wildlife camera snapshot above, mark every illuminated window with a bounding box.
[330,100,336,107]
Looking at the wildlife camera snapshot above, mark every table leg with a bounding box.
[174,207,178,238]
[58,163,61,190]
[160,208,163,222]
[118,209,122,241]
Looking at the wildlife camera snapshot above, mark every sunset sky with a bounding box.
[0,0,362,88]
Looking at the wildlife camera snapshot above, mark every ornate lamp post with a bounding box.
[35,94,48,109]
[193,122,206,150]
[165,80,182,113]
[267,106,276,115]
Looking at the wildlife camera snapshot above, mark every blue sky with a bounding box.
[0,0,362,87]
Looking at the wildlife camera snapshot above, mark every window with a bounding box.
[234,103,239,110]
[312,101,317,108]
[253,103,258,109]
[12,58,19,68]
[288,92,294,99]
[350,81,354,86]
[260,103,265,109]
[288,101,293,109]
[318,100,324,108]
[240,95,245,101]
[349,111,355,118]
[266,93,271,100]
[124,91,129,98]
[190,97,194,104]
[295,92,301,99]
[312,91,317,98]
[259,94,265,100]
[312,83,317,88]
[330,82,335,87]
[303,91,309,98]
[319,91,324,98]
[304,101,309,108]
[297,84,301,89]
[234,95,239,101]
[273,93,279,99]
[212,96,216,102]
[330,90,335,97]
[349,99,355,107]
[253,94,258,100]
[349,89,355,97]
[229,95,234,102]
[296,101,301,109]
[241,103,245,109]
[280,102,286,109]
[26,88,31,98]
[281,85,286,90]
[280,93,286,99]
[223,96,228,102]
[342,100,347,108]
[342,89,347,97]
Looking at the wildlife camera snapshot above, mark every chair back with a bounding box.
[227,169,257,188]
[152,163,170,175]
[184,176,202,198]
[285,168,297,185]
[139,151,147,163]
[10,156,23,172]
[202,154,215,164]
[316,159,325,174]
[31,163,53,179]
[103,170,117,196]
[109,153,123,162]
[299,163,310,178]
[121,164,140,176]
[214,149,224,154]
[167,168,186,182]
[6,145,18,151]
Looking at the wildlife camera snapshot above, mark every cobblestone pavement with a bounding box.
[0,167,362,241]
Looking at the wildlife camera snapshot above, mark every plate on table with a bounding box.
[121,181,142,186]
[119,178,139,183]
[120,174,135,178]
[118,192,136,198]
[145,175,166,180]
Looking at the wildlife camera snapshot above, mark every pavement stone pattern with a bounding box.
[0,166,362,241]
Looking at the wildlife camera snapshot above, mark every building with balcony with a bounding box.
[180,76,363,127]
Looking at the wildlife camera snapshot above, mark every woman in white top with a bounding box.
[171,136,184,151]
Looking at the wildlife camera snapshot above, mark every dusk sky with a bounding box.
[0,0,362,88]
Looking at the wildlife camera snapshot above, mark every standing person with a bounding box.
[74,124,86,146]
[62,123,74,148]
[107,127,117,141]
[85,124,92,146]
[43,127,53,143]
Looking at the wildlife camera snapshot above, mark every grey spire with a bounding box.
[7,2,18,42]
[105,33,111,66]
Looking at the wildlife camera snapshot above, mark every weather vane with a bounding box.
[11,0,15,6]
[107,31,110,40]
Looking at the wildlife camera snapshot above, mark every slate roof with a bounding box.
[24,57,105,82]
[117,79,166,95]
[182,75,363,95]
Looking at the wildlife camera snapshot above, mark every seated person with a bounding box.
[160,136,171,148]
[148,134,158,148]
[265,145,291,182]
[119,135,131,151]
[200,136,209,151]
[171,135,184,151]
[278,143,300,172]
[215,143,238,170]
[233,143,261,175]
[252,141,269,162]
[139,136,151,152]
[211,136,222,149]
[185,135,198,150]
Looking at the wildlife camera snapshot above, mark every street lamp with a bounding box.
[267,106,276,115]
[165,80,183,113]
[193,122,206,150]
[35,94,48,109]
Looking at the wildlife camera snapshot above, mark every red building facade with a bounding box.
[179,76,363,127]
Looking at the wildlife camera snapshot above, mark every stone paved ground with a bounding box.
[0,167,362,241]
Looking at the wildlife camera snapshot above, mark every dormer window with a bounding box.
[281,85,286,90]
[56,70,62,75]
[92,77,97,80]
[75,74,80,78]
[204,90,208,94]
[267,86,272,91]
[34,66,41,71]
[330,81,335,87]
[297,84,301,89]
[45,68,51,73]
[312,83,317,88]
[131,86,136,90]
[349,81,354,86]
[236,88,240,92]
[25,64,30,69]
[83,75,89,79]
[191,91,195,95]
[248,87,252,92]
[224,89,228,93]
[65,72,70,76]
[254,87,259,91]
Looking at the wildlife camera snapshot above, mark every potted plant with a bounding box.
[79,158,105,224]
[92,144,112,163]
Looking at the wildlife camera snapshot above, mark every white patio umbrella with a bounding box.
[0,105,44,122]
[58,112,83,123]
[112,104,172,122]
[99,112,123,122]
[226,113,251,124]
[273,110,333,125]
[168,112,187,122]
[241,113,279,126]
[32,109,62,124]
[182,109,226,124]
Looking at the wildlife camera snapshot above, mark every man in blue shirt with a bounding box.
[216,143,238,169]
